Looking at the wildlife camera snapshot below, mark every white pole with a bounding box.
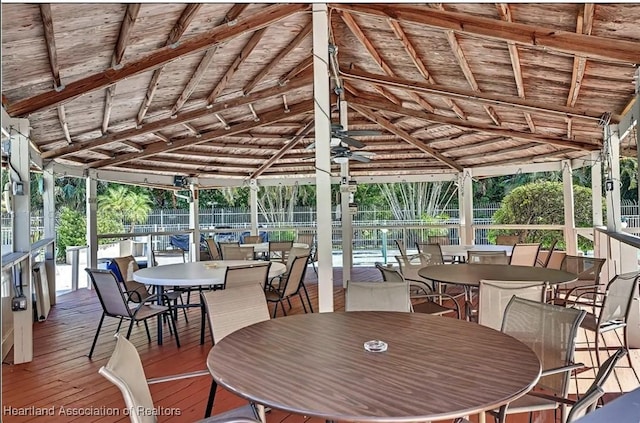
[604,126,622,233]
[590,151,603,227]
[86,170,98,275]
[562,160,577,254]
[340,100,352,286]
[458,168,474,246]
[189,181,200,262]
[250,179,259,236]
[43,168,57,305]
[313,3,334,312]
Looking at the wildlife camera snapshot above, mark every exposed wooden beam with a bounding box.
[496,3,536,133]
[250,119,315,179]
[329,3,640,63]
[485,150,571,167]
[137,3,204,124]
[341,68,616,122]
[7,4,309,117]
[278,56,313,86]
[102,4,141,134]
[182,123,200,137]
[339,11,434,112]
[40,4,73,145]
[243,22,312,95]
[350,104,463,171]
[41,74,312,159]
[457,142,541,161]
[87,99,314,168]
[120,140,144,152]
[443,136,508,154]
[347,93,600,151]
[388,19,466,119]
[567,4,595,107]
[206,28,268,105]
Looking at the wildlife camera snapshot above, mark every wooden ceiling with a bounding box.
[2,3,639,182]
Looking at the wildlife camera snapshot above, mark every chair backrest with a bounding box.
[478,280,547,330]
[224,262,271,289]
[427,235,450,246]
[509,243,541,266]
[414,243,444,264]
[205,238,222,260]
[219,242,241,259]
[545,251,566,270]
[376,262,405,283]
[345,281,411,312]
[566,386,605,423]
[467,250,509,264]
[86,268,132,318]
[501,297,586,397]
[598,271,640,325]
[296,233,314,248]
[561,255,606,288]
[242,235,263,244]
[201,284,270,342]
[99,334,157,423]
[535,240,558,267]
[269,241,293,262]
[222,245,255,261]
[395,254,432,282]
[496,234,520,245]
[395,239,407,257]
[280,254,310,298]
[286,246,311,272]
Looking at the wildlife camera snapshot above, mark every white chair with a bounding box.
[345,281,411,312]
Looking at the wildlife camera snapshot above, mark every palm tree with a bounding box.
[98,185,152,231]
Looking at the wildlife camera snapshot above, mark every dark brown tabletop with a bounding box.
[418,263,578,287]
[207,312,541,422]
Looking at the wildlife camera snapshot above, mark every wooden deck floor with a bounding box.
[2,266,638,423]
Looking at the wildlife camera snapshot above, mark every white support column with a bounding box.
[312,3,334,312]
[339,99,352,286]
[86,171,98,275]
[189,181,200,262]
[590,151,603,227]
[249,180,259,236]
[10,118,33,364]
[458,168,474,246]
[562,160,577,254]
[604,126,622,232]
[42,168,57,305]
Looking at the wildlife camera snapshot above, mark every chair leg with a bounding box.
[126,319,135,339]
[204,379,218,418]
[272,301,279,318]
[200,302,207,345]
[299,293,308,313]
[286,297,292,309]
[88,313,105,359]
[179,296,188,323]
[302,282,313,313]
[169,312,180,348]
[115,316,124,332]
[594,331,602,368]
[280,300,287,316]
[143,320,151,343]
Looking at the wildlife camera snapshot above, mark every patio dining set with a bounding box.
[85,236,639,423]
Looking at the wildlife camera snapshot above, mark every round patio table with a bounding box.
[207,311,541,423]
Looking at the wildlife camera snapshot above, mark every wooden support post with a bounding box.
[250,180,259,236]
[458,168,474,246]
[42,168,57,305]
[86,171,98,285]
[562,160,577,254]
[189,181,200,262]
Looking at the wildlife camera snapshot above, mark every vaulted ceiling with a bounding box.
[2,3,638,184]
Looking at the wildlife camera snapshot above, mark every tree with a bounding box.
[491,181,596,251]
[379,181,456,221]
[257,185,308,223]
[98,185,152,231]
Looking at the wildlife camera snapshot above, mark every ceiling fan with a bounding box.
[304,123,380,163]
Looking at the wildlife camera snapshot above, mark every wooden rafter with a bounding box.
[7,4,309,117]
[347,93,600,151]
[387,19,466,119]
[87,99,314,168]
[243,22,311,95]
[339,11,435,112]
[457,142,541,161]
[120,140,144,152]
[102,4,141,134]
[249,119,314,179]
[341,69,615,122]
[206,28,268,105]
[170,5,249,116]
[350,104,463,171]
[329,3,640,63]
[567,4,595,108]
[487,150,570,167]
[137,3,204,124]
[496,3,535,133]
[41,74,311,159]
[443,137,508,154]
[278,56,313,86]
[39,4,72,145]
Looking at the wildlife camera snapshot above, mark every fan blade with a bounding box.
[304,142,316,150]
[350,153,371,163]
[344,130,382,136]
[338,136,365,149]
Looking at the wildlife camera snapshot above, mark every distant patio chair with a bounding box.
[223,262,271,290]
[222,245,255,261]
[535,240,558,267]
[395,239,408,257]
[242,235,263,244]
[345,281,411,312]
[509,243,541,266]
[218,242,240,259]
[496,234,519,246]
[554,255,606,305]
[265,254,312,317]
[268,240,293,262]
[205,238,222,261]
[477,279,548,330]
[467,250,509,265]
[296,232,314,248]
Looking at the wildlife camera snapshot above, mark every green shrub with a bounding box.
[57,207,86,261]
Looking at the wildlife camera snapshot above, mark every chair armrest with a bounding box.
[563,283,601,299]
[572,290,605,307]
[124,289,144,303]
[409,280,434,294]
[527,391,577,406]
[541,363,585,377]
[147,369,210,385]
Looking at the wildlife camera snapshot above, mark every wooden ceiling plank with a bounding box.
[40,4,73,145]
[102,4,141,134]
[329,3,640,63]
[341,68,615,122]
[350,104,463,171]
[485,150,571,167]
[120,140,144,152]
[86,99,314,168]
[340,11,435,113]
[387,19,466,119]
[496,3,536,133]
[278,56,313,86]
[347,93,599,151]
[206,28,268,105]
[243,22,312,95]
[41,74,311,159]
[443,136,508,154]
[456,142,540,161]
[250,119,314,179]
[7,3,309,117]
[567,4,595,108]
